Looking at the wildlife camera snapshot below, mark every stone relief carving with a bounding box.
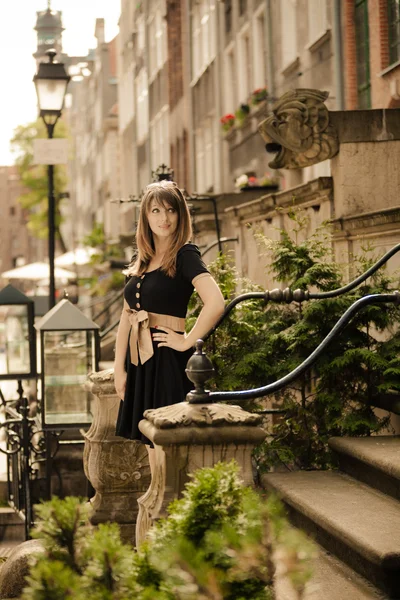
[258,88,339,169]
[143,401,264,429]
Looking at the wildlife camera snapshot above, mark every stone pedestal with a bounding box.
[84,369,150,544]
[136,401,266,546]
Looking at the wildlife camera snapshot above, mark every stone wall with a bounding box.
[196,109,400,289]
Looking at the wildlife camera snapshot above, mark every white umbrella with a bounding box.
[1,262,76,282]
[55,247,97,267]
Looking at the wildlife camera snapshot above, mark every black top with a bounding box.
[124,243,209,318]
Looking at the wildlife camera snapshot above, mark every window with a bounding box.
[136,69,149,141]
[191,0,216,81]
[150,107,170,171]
[388,0,400,64]
[308,0,328,42]
[225,0,232,34]
[281,0,297,67]
[195,119,214,193]
[9,206,15,216]
[355,0,371,109]
[148,5,167,79]
[253,7,267,90]
[238,26,252,102]
[136,15,145,55]
[223,45,236,112]
[239,0,247,16]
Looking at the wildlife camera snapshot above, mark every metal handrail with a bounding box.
[93,289,124,322]
[203,243,400,341]
[201,237,239,258]
[205,293,400,402]
[100,319,120,340]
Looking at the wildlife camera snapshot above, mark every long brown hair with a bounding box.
[124,181,192,278]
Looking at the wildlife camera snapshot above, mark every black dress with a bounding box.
[115,243,210,444]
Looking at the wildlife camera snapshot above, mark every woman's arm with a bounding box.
[183,275,225,350]
[153,275,225,352]
[114,299,131,398]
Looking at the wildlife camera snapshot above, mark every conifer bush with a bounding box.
[22,462,313,599]
[188,212,400,471]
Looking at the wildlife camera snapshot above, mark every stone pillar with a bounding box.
[84,369,150,544]
[135,401,266,546]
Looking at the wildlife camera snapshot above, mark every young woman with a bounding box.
[114,180,225,447]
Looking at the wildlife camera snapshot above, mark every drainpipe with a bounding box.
[214,0,224,193]
[184,0,196,191]
[333,0,345,110]
[265,0,276,104]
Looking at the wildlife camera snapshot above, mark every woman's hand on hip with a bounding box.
[152,326,190,352]
[114,368,127,400]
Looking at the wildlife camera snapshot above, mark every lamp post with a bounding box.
[33,49,70,309]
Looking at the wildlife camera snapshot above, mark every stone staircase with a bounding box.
[263,436,400,599]
[0,507,25,565]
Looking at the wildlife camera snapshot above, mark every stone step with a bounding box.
[329,436,400,501]
[0,541,21,560]
[276,546,387,600]
[262,471,400,598]
[0,508,25,543]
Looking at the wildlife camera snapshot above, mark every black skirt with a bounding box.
[115,329,194,445]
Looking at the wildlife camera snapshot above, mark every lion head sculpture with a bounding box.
[258,89,339,169]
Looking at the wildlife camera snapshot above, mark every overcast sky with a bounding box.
[0,0,120,166]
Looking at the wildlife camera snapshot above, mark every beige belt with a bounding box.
[126,308,186,366]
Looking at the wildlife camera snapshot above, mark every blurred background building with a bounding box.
[2,0,400,289]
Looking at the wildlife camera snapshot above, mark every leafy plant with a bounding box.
[220,113,236,133]
[250,88,268,105]
[190,212,400,471]
[10,119,69,252]
[234,103,250,125]
[23,462,314,599]
[81,222,125,295]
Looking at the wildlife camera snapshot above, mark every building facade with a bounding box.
[60,1,400,289]
[67,20,120,243]
[343,0,400,110]
[0,166,46,282]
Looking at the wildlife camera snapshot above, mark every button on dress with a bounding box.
[115,244,209,444]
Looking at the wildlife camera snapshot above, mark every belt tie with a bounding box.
[125,308,185,366]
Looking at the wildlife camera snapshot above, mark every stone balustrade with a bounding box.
[135,401,266,546]
[84,369,150,544]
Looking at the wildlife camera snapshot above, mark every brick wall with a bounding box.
[342,0,400,109]
[368,0,389,106]
[343,0,358,109]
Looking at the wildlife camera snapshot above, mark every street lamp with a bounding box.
[33,49,70,309]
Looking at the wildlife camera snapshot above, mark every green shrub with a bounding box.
[189,212,400,471]
[23,462,314,599]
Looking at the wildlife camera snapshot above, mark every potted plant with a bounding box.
[234,103,250,125]
[235,171,279,192]
[220,113,236,132]
[250,87,268,105]
[259,172,279,188]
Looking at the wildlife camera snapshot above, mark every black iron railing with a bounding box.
[0,381,45,539]
[203,243,400,341]
[185,292,400,404]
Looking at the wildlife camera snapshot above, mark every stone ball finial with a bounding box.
[185,339,215,404]
[258,88,339,169]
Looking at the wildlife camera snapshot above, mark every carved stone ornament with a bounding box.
[143,401,263,429]
[258,88,339,169]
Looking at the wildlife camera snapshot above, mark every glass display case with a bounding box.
[36,299,100,429]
